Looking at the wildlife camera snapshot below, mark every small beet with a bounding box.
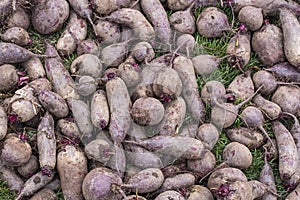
[196,7,229,38]
[238,6,263,31]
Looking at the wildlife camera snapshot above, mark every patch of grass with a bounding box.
[56,189,64,200]
[0,181,15,200]
[243,148,264,180]
[212,131,230,163]
[27,27,62,54]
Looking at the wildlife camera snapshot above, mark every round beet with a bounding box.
[207,167,247,191]
[253,70,277,95]
[196,7,229,38]
[201,81,226,106]
[176,34,196,56]
[82,167,123,200]
[95,20,120,44]
[131,42,155,63]
[252,24,285,66]
[1,134,32,167]
[196,123,219,150]
[32,0,69,34]
[272,86,300,116]
[125,168,164,193]
[131,97,165,126]
[1,27,31,46]
[169,2,196,34]
[238,6,263,31]
[222,142,253,169]
[17,155,39,178]
[0,64,18,92]
[153,68,183,98]
[5,8,30,30]
[187,151,216,177]
[70,54,103,78]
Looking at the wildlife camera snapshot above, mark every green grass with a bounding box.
[0,182,15,200]
[0,3,297,200]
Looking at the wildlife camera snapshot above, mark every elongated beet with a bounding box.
[272,121,298,180]
[0,42,49,65]
[266,62,300,82]
[126,135,206,160]
[38,90,69,118]
[241,106,275,148]
[226,127,264,149]
[44,42,79,99]
[57,145,87,200]
[105,8,155,41]
[68,0,97,35]
[37,112,56,176]
[91,90,110,129]
[125,144,163,169]
[259,153,277,200]
[106,77,132,144]
[173,56,206,123]
[67,98,93,143]
[15,171,54,200]
[0,165,24,193]
[0,105,7,140]
[284,113,300,188]
[280,8,300,68]
[158,97,186,136]
[141,0,171,43]
[156,173,195,194]
[233,0,300,16]
[253,94,282,120]
[56,11,88,56]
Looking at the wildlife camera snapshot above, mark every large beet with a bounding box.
[32,0,69,34]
